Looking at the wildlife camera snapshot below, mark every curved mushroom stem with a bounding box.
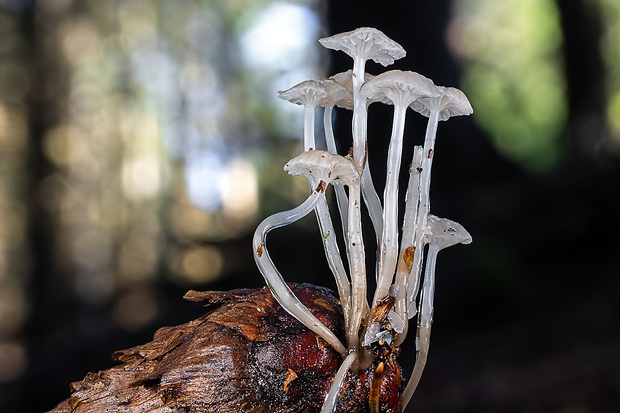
[253,183,347,357]
[402,327,430,409]
[393,145,424,346]
[402,244,438,409]
[372,104,408,308]
[320,351,358,413]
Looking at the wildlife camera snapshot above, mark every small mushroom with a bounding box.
[319,27,406,69]
[252,150,358,357]
[319,27,406,167]
[402,215,471,407]
[284,150,358,186]
[420,215,472,329]
[411,86,473,227]
[286,150,357,333]
[361,70,440,108]
[278,80,329,151]
[361,70,440,308]
[406,86,473,312]
[279,80,352,334]
[411,86,473,122]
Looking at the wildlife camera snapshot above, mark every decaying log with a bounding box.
[48,284,403,413]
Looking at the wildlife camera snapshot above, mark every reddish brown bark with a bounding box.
[48,284,402,413]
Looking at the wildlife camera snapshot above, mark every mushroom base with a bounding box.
[47,284,403,413]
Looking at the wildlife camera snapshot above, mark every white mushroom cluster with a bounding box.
[252,27,473,412]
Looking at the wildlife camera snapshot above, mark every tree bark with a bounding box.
[48,284,402,413]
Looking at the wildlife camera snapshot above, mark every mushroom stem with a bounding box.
[393,145,424,346]
[253,184,347,356]
[419,245,438,331]
[361,165,384,244]
[402,326,430,409]
[299,110,351,331]
[350,61,384,245]
[358,69,441,317]
[373,104,408,307]
[347,56,370,364]
[407,110,440,307]
[346,179,370,364]
[351,56,368,169]
[419,109,440,221]
[400,146,424,270]
[404,215,471,407]
[312,188,352,332]
[324,105,350,243]
[304,106,316,151]
[402,245,438,409]
[405,238,426,320]
[320,351,358,413]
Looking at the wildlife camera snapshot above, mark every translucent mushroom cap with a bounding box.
[278,80,328,108]
[360,70,441,107]
[329,70,378,110]
[426,215,472,250]
[284,150,359,186]
[410,86,473,121]
[319,27,406,67]
[317,79,348,108]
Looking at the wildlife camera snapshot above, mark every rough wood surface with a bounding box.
[48,284,402,413]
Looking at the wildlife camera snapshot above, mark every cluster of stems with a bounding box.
[252,27,473,411]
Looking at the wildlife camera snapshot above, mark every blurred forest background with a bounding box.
[0,0,619,412]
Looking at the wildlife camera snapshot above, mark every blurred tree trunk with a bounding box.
[22,1,75,349]
[24,0,58,321]
[554,0,610,167]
